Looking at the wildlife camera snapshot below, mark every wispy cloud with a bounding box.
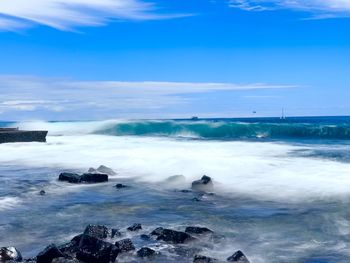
[229,0,350,18]
[0,75,298,120]
[0,0,190,31]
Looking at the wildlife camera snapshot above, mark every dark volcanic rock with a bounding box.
[83,225,108,239]
[36,244,65,263]
[137,247,155,258]
[227,250,249,262]
[185,226,213,235]
[115,183,128,189]
[76,235,119,263]
[127,223,142,231]
[80,173,108,183]
[0,247,22,261]
[58,173,81,183]
[191,175,213,192]
[115,238,135,252]
[151,227,194,244]
[111,228,121,238]
[193,255,218,263]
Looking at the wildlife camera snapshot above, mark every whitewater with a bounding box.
[1,117,350,262]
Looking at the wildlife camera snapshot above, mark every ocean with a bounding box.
[0,116,350,262]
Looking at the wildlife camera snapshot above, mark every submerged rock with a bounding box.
[83,225,108,239]
[115,184,128,189]
[58,173,81,183]
[151,227,194,244]
[191,175,214,192]
[193,255,218,263]
[96,165,117,175]
[165,175,186,187]
[76,234,119,263]
[80,173,108,183]
[127,223,142,231]
[0,247,22,262]
[88,165,116,176]
[140,234,151,241]
[185,227,213,235]
[36,244,65,263]
[115,238,135,253]
[137,247,156,258]
[227,251,249,262]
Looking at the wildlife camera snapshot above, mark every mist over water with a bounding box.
[1,118,350,262]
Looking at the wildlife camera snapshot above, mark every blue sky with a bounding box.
[0,0,349,120]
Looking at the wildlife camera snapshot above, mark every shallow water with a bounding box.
[0,118,350,262]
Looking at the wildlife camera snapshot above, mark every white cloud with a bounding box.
[0,75,298,119]
[0,0,189,31]
[229,0,350,17]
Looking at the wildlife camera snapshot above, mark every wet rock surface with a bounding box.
[193,254,218,263]
[191,175,214,192]
[227,251,250,262]
[136,247,155,258]
[127,223,142,232]
[151,227,195,244]
[1,224,250,263]
[58,172,108,184]
[0,247,22,262]
[115,238,135,253]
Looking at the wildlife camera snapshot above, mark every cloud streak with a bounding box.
[0,0,189,31]
[0,75,298,120]
[229,0,350,18]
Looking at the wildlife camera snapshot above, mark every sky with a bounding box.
[0,0,349,120]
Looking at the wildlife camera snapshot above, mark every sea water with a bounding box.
[0,117,350,262]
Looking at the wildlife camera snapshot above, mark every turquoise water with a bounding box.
[0,117,350,262]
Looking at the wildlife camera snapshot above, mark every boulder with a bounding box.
[137,247,155,258]
[83,225,108,239]
[191,175,213,192]
[185,227,213,235]
[151,227,194,244]
[193,255,218,263]
[76,235,119,263]
[0,247,22,262]
[58,173,81,183]
[80,173,108,183]
[127,223,142,231]
[111,229,121,238]
[227,250,249,262]
[115,238,135,253]
[36,244,65,263]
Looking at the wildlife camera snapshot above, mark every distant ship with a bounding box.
[0,127,48,144]
[190,116,199,120]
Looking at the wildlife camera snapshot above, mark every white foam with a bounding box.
[0,196,22,211]
[1,121,350,202]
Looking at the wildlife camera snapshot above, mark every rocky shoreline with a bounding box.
[1,166,250,263]
[1,223,249,263]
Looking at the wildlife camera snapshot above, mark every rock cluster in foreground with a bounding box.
[0,224,249,263]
